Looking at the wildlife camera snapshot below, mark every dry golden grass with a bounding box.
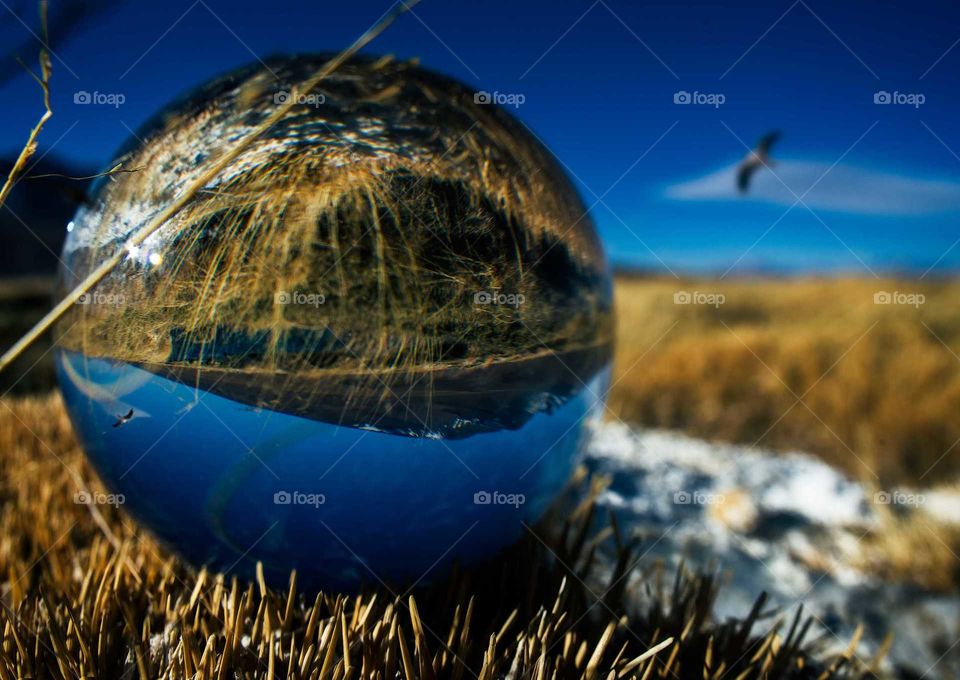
[608,274,960,488]
[608,274,960,593]
[0,393,878,679]
[857,502,960,591]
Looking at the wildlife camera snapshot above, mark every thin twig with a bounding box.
[24,161,144,180]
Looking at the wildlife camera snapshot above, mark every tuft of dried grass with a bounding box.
[0,0,51,216]
[0,392,882,679]
[856,503,960,592]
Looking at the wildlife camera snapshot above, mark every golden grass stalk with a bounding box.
[0,1,51,211]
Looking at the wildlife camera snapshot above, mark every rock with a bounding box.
[584,421,960,677]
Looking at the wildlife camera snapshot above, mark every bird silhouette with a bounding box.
[112,408,134,428]
[737,131,781,194]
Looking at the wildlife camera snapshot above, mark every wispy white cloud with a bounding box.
[665,160,960,215]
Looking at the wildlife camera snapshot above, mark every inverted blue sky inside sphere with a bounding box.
[58,350,608,591]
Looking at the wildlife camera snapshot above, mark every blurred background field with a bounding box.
[608,274,960,488]
[603,274,960,595]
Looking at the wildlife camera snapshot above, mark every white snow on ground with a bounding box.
[583,421,960,678]
[922,488,960,525]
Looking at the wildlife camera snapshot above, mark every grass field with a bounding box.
[0,275,955,674]
[607,274,960,489]
[604,274,960,592]
[0,394,874,679]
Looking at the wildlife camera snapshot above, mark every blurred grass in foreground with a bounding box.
[608,275,960,592]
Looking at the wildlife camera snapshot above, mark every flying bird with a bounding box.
[112,408,134,428]
[736,131,781,194]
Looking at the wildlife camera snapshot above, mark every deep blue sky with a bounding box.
[1,0,958,276]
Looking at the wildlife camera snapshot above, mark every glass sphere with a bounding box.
[54,55,613,591]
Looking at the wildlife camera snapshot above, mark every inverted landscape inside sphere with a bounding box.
[55,54,614,439]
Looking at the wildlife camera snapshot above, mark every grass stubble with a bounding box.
[0,393,883,679]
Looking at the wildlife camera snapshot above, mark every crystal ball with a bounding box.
[54,55,613,591]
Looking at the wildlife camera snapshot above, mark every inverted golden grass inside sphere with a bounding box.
[53,55,614,590]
